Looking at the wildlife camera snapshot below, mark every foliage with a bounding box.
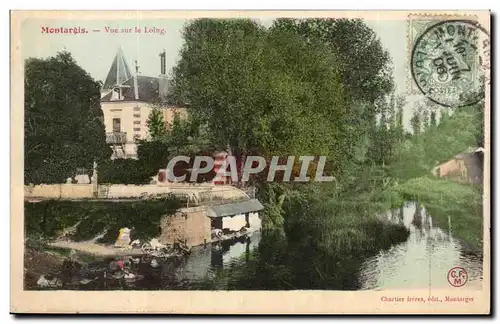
[98,159,152,184]
[171,18,351,178]
[136,115,217,181]
[25,200,85,239]
[25,199,181,242]
[24,51,112,184]
[382,98,484,248]
[390,109,479,181]
[271,18,394,103]
[258,183,288,231]
[160,116,216,157]
[366,93,406,166]
[386,177,482,249]
[146,105,168,141]
[389,177,481,208]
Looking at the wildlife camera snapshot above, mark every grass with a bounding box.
[384,176,483,250]
[426,205,483,250]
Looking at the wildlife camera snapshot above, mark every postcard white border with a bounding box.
[10,10,491,314]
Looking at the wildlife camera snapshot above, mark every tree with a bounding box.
[430,111,437,128]
[146,106,167,141]
[136,115,217,181]
[24,51,111,184]
[421,109,430,130]
[270,18,394,104]
[410,110,421,136]
[171,19,349,179]
[269,18,397,175]
[395,96,405,131]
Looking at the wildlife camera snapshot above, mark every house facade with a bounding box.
[433,147,484,186]
[100,48,187,159]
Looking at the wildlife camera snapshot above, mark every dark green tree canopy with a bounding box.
[146,105,168,141]
[25,51,111,184]
[271,18,394,104]
[171,19,352,177]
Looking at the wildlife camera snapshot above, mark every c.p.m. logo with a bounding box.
[447,267,468,287]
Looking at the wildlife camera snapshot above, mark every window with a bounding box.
[133,107,141,111]
[133,134,141,141]
[133,128,141,132]
[112,118,121,132]
[133,121,141,125]
[133,114,141,118]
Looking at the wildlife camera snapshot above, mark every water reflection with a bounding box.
[359,202,483,290]
[33,203,483,291]
[173,231,262,282]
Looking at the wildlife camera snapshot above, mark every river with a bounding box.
[359,202,483,290]
[32,202,483,290]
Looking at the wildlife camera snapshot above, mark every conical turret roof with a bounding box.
[102,47,133,90]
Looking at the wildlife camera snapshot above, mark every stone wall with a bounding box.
[104,184,172,198]
[24,183,249,201]
[159,206,211,247]
[24,184,94,199]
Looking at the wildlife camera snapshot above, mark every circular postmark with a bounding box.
[447,266,468,287]
[411,20,490,107]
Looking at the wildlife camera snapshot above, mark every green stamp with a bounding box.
[411,20,490,107]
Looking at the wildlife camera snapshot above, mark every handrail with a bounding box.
[106,132,127,144]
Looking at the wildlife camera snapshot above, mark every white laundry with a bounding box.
[149,238,166,249]
[248,213,262,230]
[222,214,246,231]
[74,174,90,184]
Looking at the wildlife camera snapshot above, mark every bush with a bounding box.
[25,198,182,243]
[25,201,89,239]
[98,159,153,184]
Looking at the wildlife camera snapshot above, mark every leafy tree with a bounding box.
[99,159,151,184]
[390,109,479,180]
[365,93,405,166]
[395,96,405,131]
[430,111,437,128]
[410,109,421,136]
[269,18,398,175]
[136,114,216,181]
[25,51,111,184]
[146,106,167,141]
[421,109,430,130]
[171,19,349,179]
[271,18,394,104]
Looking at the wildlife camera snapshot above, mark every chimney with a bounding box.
[159,50,166,76]
[158,50,168,103]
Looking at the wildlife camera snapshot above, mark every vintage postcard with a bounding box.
[10,10,491,314]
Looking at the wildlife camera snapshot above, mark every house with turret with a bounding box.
[100,48,187,159]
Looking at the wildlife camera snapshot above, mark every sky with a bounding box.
[21,17,421,128]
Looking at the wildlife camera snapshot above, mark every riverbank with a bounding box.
[24,246,66,289]
[24,236,106,289]
[48,240,144,257]
[25,199,181,244]
[384,177,483,251]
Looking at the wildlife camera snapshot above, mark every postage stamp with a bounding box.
[10,10,491,314]
[407,14,491,107]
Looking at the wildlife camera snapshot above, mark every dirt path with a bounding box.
[48,240,144,257]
